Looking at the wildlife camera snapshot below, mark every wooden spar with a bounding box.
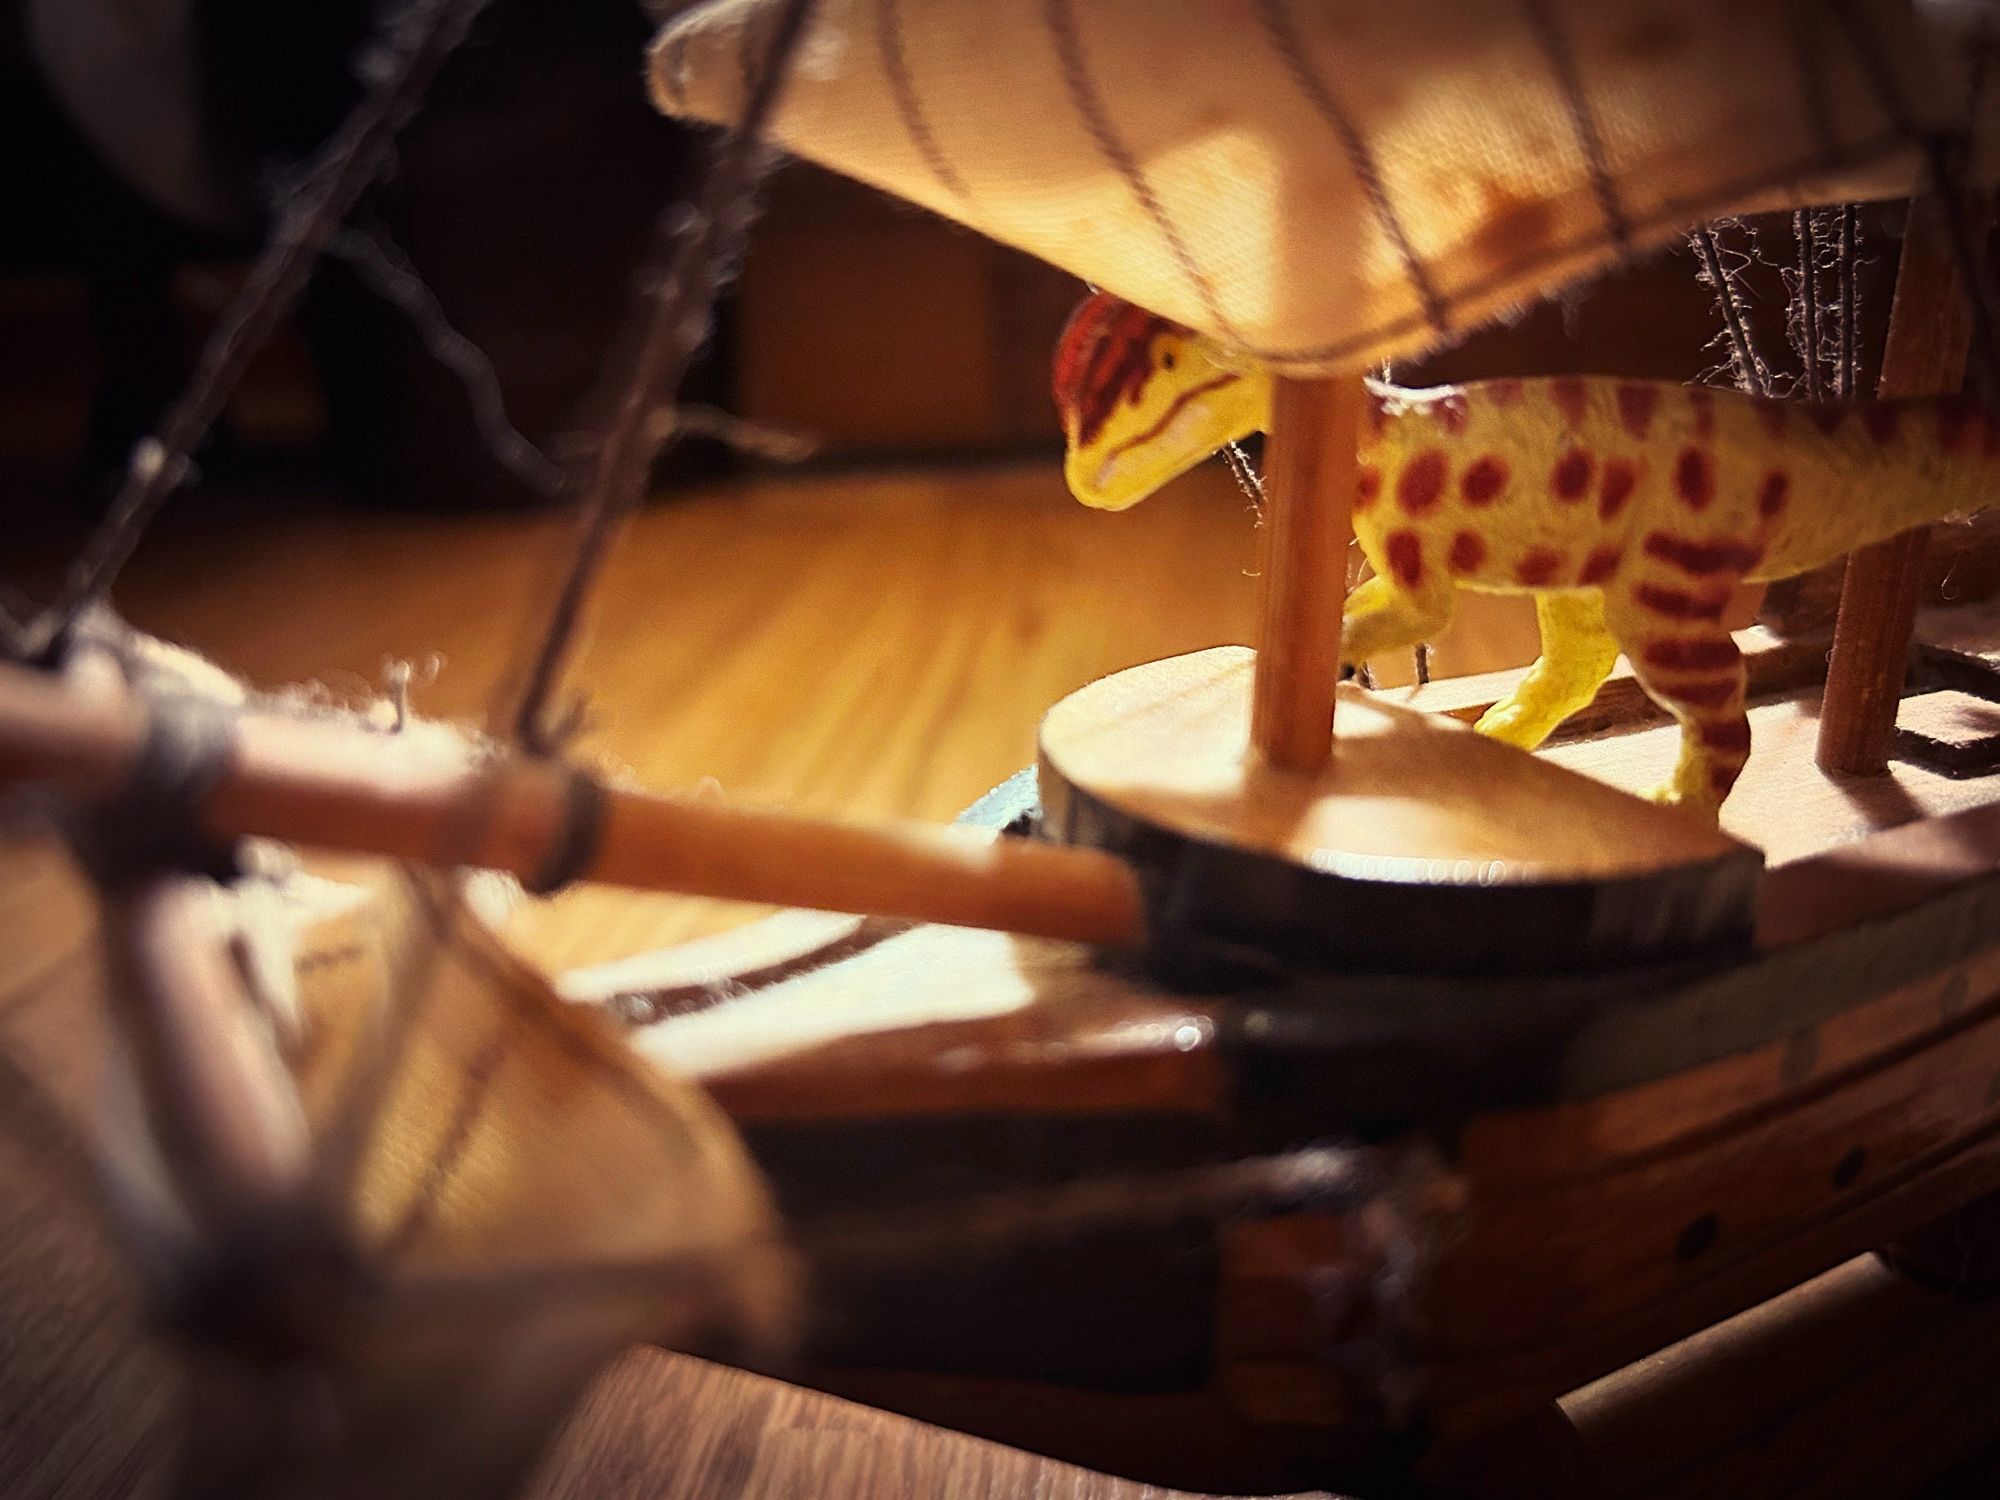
[1249,375,1362,770]
[0,663,1146,950]
[1817,194,1983,774]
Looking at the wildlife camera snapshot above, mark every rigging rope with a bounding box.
[501,0,822,753]
[23,0,499,657]
[1691,223,1774,398]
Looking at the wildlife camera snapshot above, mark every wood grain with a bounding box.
[1544,689,2000,865]
[1400,624,1829,740]
[104,463,1266,970]
[1819,533,1932,773]
[1214,943,2000,1442]
[83,461,1546,975]
[1039,645,1757,969]
[1044,648,1742,878]
[1250,375,1359,769]
[641,925,1225,1121]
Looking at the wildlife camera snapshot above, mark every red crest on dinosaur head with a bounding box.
[1052,292,1181,447]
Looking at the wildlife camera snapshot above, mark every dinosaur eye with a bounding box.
[1161,350,1177,371]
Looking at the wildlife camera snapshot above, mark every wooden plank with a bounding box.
[1411,1002,2000,1433]
[639,925,1226,1120]
[1044,649,1745,877]
[1397,624,1828,736]
[1459,942,2000,1180]
[1820,532,1932,772]
[1544,689,2000,866]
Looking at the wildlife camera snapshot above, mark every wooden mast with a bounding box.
[1816,194,1983,774]
[0,664,1146,949]
[1249,376,1364,770]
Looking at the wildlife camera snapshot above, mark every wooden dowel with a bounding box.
[1818,193,1984,774]
[1816,534,1929,774]
[0,664,1147,950]
[1250,375,1362,771]
[104,877,314,1233]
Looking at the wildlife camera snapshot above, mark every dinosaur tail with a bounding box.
[1751,394,1998,579]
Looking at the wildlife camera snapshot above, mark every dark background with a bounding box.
[0,0,1907,547]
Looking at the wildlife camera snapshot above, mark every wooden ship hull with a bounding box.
[5,593,1999,1498]
[523,594,2000,1494]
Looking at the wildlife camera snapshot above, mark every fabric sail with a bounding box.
[650,0,1996,372]
[0,634,795,1496]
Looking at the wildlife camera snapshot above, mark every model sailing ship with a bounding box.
[4,0,2000,1494]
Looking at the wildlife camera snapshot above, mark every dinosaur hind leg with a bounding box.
[1476,591,1621,750]
[1340,573,1456,673]
[1605,591,1749,814]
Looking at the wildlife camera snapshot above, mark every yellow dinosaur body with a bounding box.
[1053,292,1993,812]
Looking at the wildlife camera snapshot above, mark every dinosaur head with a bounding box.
[1052,292,1270,511]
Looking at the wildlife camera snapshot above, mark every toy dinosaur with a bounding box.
[1054,292,1996,812]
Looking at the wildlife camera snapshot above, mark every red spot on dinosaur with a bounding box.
[1660,677,1740,709]
[1354,464,1382,512]
[1487,378,1525,406]
[1710,761,1745,795]
[1807,405,1844,436]
[1597,459,1637,520]
[1550,377,1589,427]
[1448,531,1487,574]
[1644,531,1763,575]
[1460,455,1509,506]
[1757,470,1790,518]
[1579,545,1624,585]
[1516,548,1565,586]
[1385,530,1425,588]
[1673,446,1714,510]
[1634,582,1729,620]
[1616,383,1658,440]
[1697,717,1752,752]
[1756,402,1788,440]
[1551,448,1594,502]
[1862,404,1899,444]
[1642,637,1741,671]
[1397,449,1448,516]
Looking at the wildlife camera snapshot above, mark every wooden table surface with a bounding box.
[109,457,1538,974]
[83,455,1445,1499]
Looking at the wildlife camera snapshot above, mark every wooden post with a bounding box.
[1250,375,1362,771]
[1817,194,1982,774]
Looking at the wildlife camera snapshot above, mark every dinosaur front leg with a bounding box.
[1475,591,1621,750]
[1605,591,1750,814]
[1340,574,1456,673]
